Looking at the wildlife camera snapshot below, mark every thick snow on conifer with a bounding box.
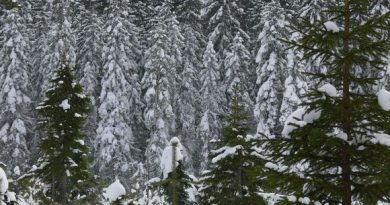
[103,179,126,203]
[318,83,338,97]
[377,89,390,111]
[0,8,32,174]
[211,145,243,164]
[142,3,183,178]
[282,107,322,136]
[161,137,184,179]
[94,0,142,187]
[324,21,340,33]
[0,168,8,195]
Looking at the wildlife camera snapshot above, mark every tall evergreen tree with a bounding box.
[263,1,390,204]
[173,0,204,174]
[200,98,266,205]
[142,3,184,178]
[94,0,142,189]
[75,3,104,144]
[224,32,253,110]
[32,64,100,204]
[279,50,308,126]
[202,0,248,62]
[197,41,225,171]
[0,7,32,177]
[37,0,76,101]
[254,0,290,136]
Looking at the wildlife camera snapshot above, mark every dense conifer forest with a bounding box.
[0,0,390,204]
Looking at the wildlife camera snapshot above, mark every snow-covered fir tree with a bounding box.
[75,1,103,148]
[197,41,225,171]
[32,64,101,204]
[200,97,266,205]
[292,0,331,23]
[36,0,76,101]
[254,0,290,136]
[173,0,204,174]
[94,0,143,189]
[202,0,248,62]
[224,32,253,110]
[263,1,390,204]
[0,7,32,177]
[142,2,184,179]
[279,49,308,126]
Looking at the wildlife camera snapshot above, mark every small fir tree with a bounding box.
[160,138,192,205]
[200,97,266,205]
[31,63,101,204]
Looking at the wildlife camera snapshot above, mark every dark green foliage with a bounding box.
[32,63,102,204]
[162,162,192,205]
[263,1,390,204]
[152,139,194,205]
[0,0,18,10]
[200,98,266,205]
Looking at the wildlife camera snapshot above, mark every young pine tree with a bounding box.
[160,138,192,205]
[264,1,390,204]
[32,63,101,204]
[200,97,266,205]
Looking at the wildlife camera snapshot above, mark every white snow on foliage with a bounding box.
[282,107,321,136]
[103,179,126,202]
[0,167,8,194]
[161,137,183,179]
[377,89,390,111]
[59,99,71,110]
[318,83,338,97]
[324,21,340,33]
[211,145,243,163]
[372,132,390,147]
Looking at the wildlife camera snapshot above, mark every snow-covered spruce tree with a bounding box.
[279,49,308,127]
[75,1,103,148]
[254,0,290,136]
[197,41,225,171]
[0,7,32,177]
[159,137,192,205]
[173,0,203,174]
[142,3,183,178]
[94,0,143,189]
[292,0,332,24]
[32,64,101,204]
[224,32,253,110]
[202,0,248,62]
[263,1,390,204]
[36,0,76,101]
[200,97,266,205]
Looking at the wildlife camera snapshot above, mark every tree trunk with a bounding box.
[341,0,352,204]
